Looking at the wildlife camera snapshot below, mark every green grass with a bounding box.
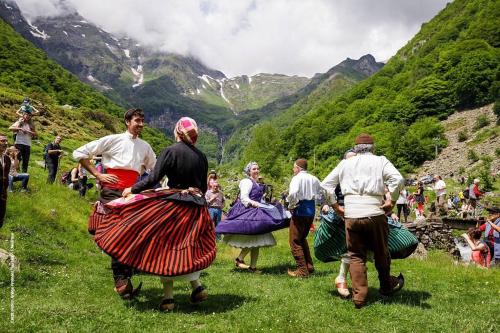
[0,165,499,333]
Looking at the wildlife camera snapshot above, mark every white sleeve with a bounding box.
[239,179,256,207]
[145,145,157,170]
[321,162,343,203]
[73,135,113,161]
[286,175,300,208]
[382,156,404,202]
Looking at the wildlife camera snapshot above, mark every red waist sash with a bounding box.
[101,168,139,190]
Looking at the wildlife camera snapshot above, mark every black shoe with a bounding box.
[380,273,404,297]
[190,286,208,304]
[159,298,175,312]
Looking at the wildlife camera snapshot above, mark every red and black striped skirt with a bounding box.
[94,191,216,277]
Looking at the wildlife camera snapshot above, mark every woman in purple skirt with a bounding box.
[216,162,290,273]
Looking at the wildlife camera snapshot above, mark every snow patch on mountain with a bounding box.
[27,20,50,40]
[124,49,130,58]
[81,34,85,38]
[199,75,214,88]
[63,30,68,36]
[131,65,144,88]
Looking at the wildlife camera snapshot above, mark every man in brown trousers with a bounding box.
[321,134,405,308]
[286,159,322,277]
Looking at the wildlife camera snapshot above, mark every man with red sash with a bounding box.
[73,108,156,298]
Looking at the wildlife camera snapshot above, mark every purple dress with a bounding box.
[216,179,290,235]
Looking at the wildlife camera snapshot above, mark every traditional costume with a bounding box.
[286,159,322,277]
[314,208,417,262]
[94,117,216,310]
[216,162,290,271]
[321,134,405,308]
[73,121,156,297]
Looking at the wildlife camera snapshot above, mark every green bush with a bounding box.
[457,129,468,142]
[467,149,479,162]
[473,114,490,131]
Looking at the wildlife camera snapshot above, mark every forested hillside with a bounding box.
[0,17,171,165]
[236,0,499,179]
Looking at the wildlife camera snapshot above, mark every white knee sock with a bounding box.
[250,248,259,268]
[161,278,174,299]
[337,256,350,281]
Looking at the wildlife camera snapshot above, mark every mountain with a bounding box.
[0,1,311,134]
[234,0,499,179]
[0,14,171,166]
[221,54,384,164]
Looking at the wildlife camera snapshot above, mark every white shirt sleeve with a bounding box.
[239,178,257,207]
[145,145,157,170]
[286,175,300,208]
[73,135,112,161]
[382,156,404,202]
[321,161,343,203]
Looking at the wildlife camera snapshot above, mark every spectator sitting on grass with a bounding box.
[6,146,29,192]
[462,228,490,268]
[70,163,92,197]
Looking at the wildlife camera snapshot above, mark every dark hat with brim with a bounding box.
[485,206,500,214]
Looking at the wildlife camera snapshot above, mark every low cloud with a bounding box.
[14,0,448,77]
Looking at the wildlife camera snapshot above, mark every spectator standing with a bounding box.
[468,179,483,218]
[414,181,425,218]
[433,175,447,216]
[396,188,409,223]
[479,207,500,266]
[205,179,225,240]
[6,146,29,192]
[46,136,63,184]
[9,112,36,172]
[0,135,11,228]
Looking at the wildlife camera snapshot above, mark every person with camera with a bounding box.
[286,158,322,277]
[216,161,290,273]
[46,136,64,184]
[9,112,36,173]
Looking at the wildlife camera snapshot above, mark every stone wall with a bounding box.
[404,218,455,252]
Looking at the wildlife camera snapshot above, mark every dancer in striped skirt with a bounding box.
[74,108,156,299]
[110,117,216,311]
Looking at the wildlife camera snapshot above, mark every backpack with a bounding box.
[43,143,50,167]
[462,188,470,199]
[61,170,73,185]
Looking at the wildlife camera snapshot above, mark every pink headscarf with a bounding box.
[174,117,198,145]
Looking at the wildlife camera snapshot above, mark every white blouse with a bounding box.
[239,178,259,207]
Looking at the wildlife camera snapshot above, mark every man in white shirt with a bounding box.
[286,159,322,277]
[433,175,447,216]
[73,108,156,299]
[321,134,405,308]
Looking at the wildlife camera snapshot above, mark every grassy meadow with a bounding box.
[0,165,499,333]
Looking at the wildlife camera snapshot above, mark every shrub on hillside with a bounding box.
[457,129,468,142]
[473,114,490,131]
[467,149,479,162]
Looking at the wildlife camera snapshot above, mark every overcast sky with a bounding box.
[15,0,449,77]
